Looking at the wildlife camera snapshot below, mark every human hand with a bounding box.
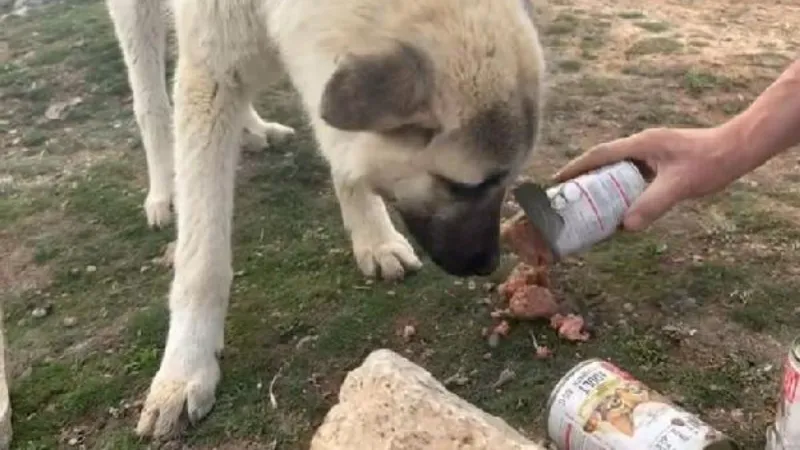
[552,127,741,231]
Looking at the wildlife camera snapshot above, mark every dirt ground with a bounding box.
[1,0,800,448]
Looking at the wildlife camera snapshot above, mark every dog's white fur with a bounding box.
[106,0,545,438]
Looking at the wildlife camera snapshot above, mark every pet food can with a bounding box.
[545,160,647,257]
[546,358,740,449]
[513,161,648,262]
[768,336,800,449]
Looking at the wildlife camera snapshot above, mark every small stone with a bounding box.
[62,317,77,327]
[730,408,744,421]
[622,303,634,313]
[85,265,97,273]
[401,325,416,342]
[31,306,49,318]
[44,97,82,121]
[467,280,476,290]
[68,437,79,446]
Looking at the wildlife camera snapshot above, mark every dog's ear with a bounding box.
[320,43,434,132]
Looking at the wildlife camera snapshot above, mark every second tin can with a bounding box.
[546,358,739,449]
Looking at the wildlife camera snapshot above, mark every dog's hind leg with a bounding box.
[135,57,244,438]
[242,103,296,150]
[107,0,174,228]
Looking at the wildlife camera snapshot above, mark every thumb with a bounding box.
[623,175,684,231]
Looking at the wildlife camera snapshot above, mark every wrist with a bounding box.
[706,122,751,178]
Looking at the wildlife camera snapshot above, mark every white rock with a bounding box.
[310,349,546,450]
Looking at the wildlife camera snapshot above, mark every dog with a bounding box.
[105,0,546,438]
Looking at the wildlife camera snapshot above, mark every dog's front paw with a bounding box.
[353,230,422,281]
[144,192,173,228]
[136,344,220,438]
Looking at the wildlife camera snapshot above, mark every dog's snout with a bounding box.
[435,246,499,277]
[399,211,502,277]
[468,248,499,276]
[395,189,506,278]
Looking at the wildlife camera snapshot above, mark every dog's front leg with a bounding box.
[136,60,243,438]
[331,170,422,281]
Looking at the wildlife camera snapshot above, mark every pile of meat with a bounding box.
[487,213,590,357]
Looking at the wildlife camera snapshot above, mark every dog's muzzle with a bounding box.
[397,194,503,277]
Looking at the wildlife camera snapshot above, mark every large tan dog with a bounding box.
[106,0,546,438]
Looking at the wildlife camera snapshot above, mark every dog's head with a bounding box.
[319,0,545,277]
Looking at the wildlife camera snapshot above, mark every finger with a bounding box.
[623,175,684,231]
[552,133,652,182]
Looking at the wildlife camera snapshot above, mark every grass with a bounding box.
[626,37,684,57]
[2,0,799,449]
[634,20,670,33]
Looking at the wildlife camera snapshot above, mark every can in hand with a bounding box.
[512,160,647,261]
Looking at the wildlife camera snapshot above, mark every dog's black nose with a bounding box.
[433,246,500,277]
[466,248,499,276]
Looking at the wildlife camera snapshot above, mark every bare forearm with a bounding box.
[718,59,800,174]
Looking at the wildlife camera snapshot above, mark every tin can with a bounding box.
[547,358,740,450]
[768,336,800,449]
[545,160,647,257]
[513,160,647,261]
